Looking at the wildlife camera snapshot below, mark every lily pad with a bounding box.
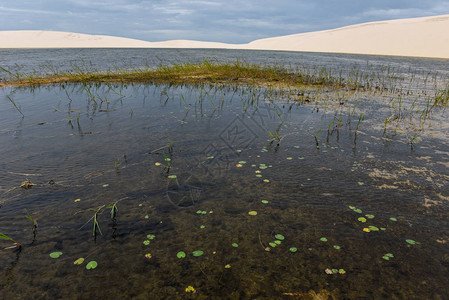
[49,252,63,259]
[261,200,269,204]
[147,234,155,240]
[200,225,205,229]
[232,243,239,248]
[338,269,346,274]
[382,256,390,260]
[192,250,204,257]
[102,184,109,188]
[269,242,277,247]
[274,240,282,245]
[248,211,258,216]
[354,209,362,214]
[238,161,247,164]
[167,175,177,179]
[365,214,375,219]
[320,237,328,242]
[177,251,186,259]
[263,179,270,183]
[333,245,341,250]
[385,253,394,258]
[143,240,150,245]
[289,247,297,253]
[74,258,84,265]
[358,182,364,186]
[389,217,398,222]
[86,261,98,270]
[274,234,285,240]
[368,226,379,231]
[358,217,367,223]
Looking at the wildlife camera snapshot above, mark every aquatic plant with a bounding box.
[107,202,118,220]
[25,209,38,235]
[0,61,343,90]
[0,232,22,247]
[6,95,24,117]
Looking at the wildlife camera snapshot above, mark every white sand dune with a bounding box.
[1,14,448,59]
[246,15,449,59]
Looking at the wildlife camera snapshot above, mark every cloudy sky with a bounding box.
[0,1,448,43]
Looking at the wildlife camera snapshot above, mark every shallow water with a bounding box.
[1,51,449,299]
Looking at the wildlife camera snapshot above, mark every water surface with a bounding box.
[0,50,448,299]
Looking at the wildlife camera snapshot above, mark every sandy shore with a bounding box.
[1,14,448,59]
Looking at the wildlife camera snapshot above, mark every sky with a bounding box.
[0,1,448,43]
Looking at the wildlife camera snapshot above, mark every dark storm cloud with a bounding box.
[0,0,447,43]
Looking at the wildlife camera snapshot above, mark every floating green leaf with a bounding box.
[177,251,186,259]
[358,217,367,223]
[365,214,375,219]
[143,240,150,245]
[256,174,262,178]
[338,269,346,274]
[263,179,270,183]
[167,175,177,179]
[286,157,293,160]
[320,237,328,242]
[232,243,239,248]
[248,211,258,216]
[406,239,419,245]
[269,242,277,248]
[201,211,207,215]
[275,234,285,240]
[238,161,247,164]
[200,225,205,229]
[261,200,269,204]
[196,210,202,214]
[333,245,341,250]
[274,240,282,245]
[74,258,84,265]
[49,252,63,259]
[289,247,297,253]
[357,182,364,186]
[332,269,338,274]
[147,234,155,240]
[102,184,109,188]
[389,217,397,222]
[86,261,98,270]
[368,226,379,231]
[354,209,362,214]
[192,250,204,257]
[144,215,149,219]
[385,253,394,258]
[382,256,390,260]
[380,227,386,231]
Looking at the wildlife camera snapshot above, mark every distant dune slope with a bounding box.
[1,15,448,59]
[246,15,449,59]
